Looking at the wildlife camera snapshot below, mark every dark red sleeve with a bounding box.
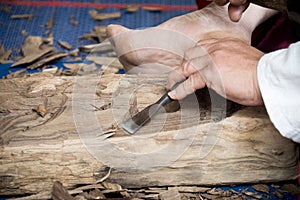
[195,0,299,52]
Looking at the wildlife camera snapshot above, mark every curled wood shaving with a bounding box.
[96,167,112,183]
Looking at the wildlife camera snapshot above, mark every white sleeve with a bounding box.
[257,41,300,143]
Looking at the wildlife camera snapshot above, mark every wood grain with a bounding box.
[0,73,298,197]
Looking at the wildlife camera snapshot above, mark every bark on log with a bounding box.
[0,73,298,197]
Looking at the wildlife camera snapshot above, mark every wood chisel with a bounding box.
[122,81,181,134]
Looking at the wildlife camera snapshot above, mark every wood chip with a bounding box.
[125,4,139,12]
[11,14,33,20]
[94,26,108,42]
[79,42,113,53]
[243,191,262,199]
[86,188,106,199]
[43,33,54,46]
[141,6,164,12]
[52,181,75,200]
[5,69,27,79]
[28,51,68,69]
[43,66,58,74]
[22,36,44,57]
[281,184,300,195]
[252,184,269,194]
[102,182,123,191]
[21,29,28,35]
[46,16,54,29]
[11,47,54,68]
[87,56,122,68]
[89,10,121,20]
[159,188,180,200]
[33,104,47,117]
[0,44,11,63]
[273,190,284,199]
[58,40,72,50]
[170,186,211,193]
[69,15,79,26]
[69,49,79,57]
[207,188,225,195]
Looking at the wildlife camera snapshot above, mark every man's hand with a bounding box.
[167,37,264,106]
[214,0,250,22]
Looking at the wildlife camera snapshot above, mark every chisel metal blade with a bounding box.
[122,81,183,134]
[122,93,172,134]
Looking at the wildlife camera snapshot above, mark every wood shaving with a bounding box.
[0,44,11,63]
[58,40,72,50]
[46,16,54,29]
[89,10,121,20]
[243,191,262,199]
[94,26,108,42]
[141,6,164,12]
[125,4,139,12]
[159,188,180,200]
[79,41,113,53]
[11,47,54,68]
[273,190,284,199]
[21,29,28,36]
[11,14,33,20]
[102,182,122,191]
[52,181,75,200]
[281,184,300,195]
[32,104,47,117]
[69,15,79,26]
[252,184,269,194]
[28,51,68,69]
[21,36,44,57]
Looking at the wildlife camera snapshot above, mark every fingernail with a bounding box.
[168,90,177,100]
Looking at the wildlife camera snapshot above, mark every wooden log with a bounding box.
[0,73,298,197]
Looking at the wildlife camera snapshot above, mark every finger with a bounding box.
[228,2,250,22]
[214,0,229,6]
[181,44,210,75]
[168,72,206,100]
[166,45,208,90]
[166,66,186,90]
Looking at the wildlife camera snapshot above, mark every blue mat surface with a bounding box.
[0,1,298,199]
[0,0,195,57]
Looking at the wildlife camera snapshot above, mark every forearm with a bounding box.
[257,41,300,143]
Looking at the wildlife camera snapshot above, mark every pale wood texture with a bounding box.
[0,73,298,197]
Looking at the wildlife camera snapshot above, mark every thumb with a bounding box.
[228,2,249,22]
